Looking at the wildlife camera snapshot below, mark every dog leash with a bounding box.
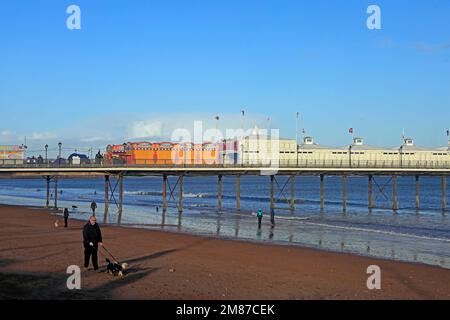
[101,245,119,263]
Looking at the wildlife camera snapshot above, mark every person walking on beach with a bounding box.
[257,209,263,229]
[83,215,103,271]
[63,208,69,228]
[90,200,97,216]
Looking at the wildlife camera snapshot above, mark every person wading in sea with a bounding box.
[257,209,263,229]
[83,215,103,271]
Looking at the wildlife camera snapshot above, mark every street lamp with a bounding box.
[399,145,403,168]
[58,142,62,166]
[296,112,299,167]
[123,143,127,165]
[45,144,48,165]
[348,144,352,168]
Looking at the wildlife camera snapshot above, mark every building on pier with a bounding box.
[0,145,25,165]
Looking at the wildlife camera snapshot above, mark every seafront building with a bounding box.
[0,145,25,165]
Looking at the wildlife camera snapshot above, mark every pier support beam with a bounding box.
[54,176,58,209]
[162,174,167,212]
[368,175,373,209]
[320,174,324,211]
[415,175,420,210]
[342,175,347,211]
[393,175,398,211]
[118,174,123,216]
[442,176,447,211]
[236,175,241,211]
[178,175,183,213]
[104,175,109,216]
[270,175,275,224]
[46,176,50,208]
[290,175,295,211]
[218,175,222,211]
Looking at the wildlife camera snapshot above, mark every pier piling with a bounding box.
[342,175,347,211]
[162,174,167,212]
[270,175,275,224]
[393,175,398,211]
[54,176,58,209]
[46,176,50,208]
[320,174,324,210]
[104,175,109,216]
[368,175,373,209]
[290,175,295,211]
[218,175,222,211]
[178,174,183,213]
[415,175,420,210]
[118,174,123,217]
[442,176,447,211]
[236,175,241,211]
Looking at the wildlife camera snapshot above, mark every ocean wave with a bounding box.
[300,220,450,243]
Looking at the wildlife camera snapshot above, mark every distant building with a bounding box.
[68,153,90,165]
[222,127,297,166]
[0,145,25,165]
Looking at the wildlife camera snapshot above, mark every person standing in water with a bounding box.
[257,209,263,229]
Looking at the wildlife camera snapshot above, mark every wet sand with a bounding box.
[0,204,449,300]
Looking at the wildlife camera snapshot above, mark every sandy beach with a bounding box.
[0,204,449,300]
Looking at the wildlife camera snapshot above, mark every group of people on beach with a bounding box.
[60,199,269,271]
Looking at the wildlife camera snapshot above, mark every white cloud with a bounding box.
[0,130,16,144]
[80,136,113,143]
[128,120,163,139]
[29,132,57,141]
[5,112,273,156]
[415,41,450,53]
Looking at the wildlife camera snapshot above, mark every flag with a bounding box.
[349,128,353,134]
[215,116,219,121]
[447,129,449,137]
[241,110,245,116]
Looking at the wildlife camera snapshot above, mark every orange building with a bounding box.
[105,141,220,166]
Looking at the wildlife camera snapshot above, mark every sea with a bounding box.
[0,175,449,269]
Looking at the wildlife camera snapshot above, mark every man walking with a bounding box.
[90,200,97,216]
[257,209,263,229]
[63,208,69,228]
[83,215,103,271]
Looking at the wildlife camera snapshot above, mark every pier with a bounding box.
[0,163,449,215]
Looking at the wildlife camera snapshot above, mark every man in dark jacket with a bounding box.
[90,200,98,216]
[63,208,69,228]
[83,215,103,270]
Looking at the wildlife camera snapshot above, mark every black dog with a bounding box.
[105,258,128,277]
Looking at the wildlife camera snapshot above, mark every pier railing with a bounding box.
[1,159,450,169]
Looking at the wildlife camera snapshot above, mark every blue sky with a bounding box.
[0,0,449,156]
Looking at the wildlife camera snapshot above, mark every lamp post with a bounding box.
[45,144,48,165]
[241,142,244,166]
[296,112,299,167]
[123,143,127,165]
[241,110,245,166]
[348,144,352,168]
[58,142,62,166]
[399,145,403,168]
